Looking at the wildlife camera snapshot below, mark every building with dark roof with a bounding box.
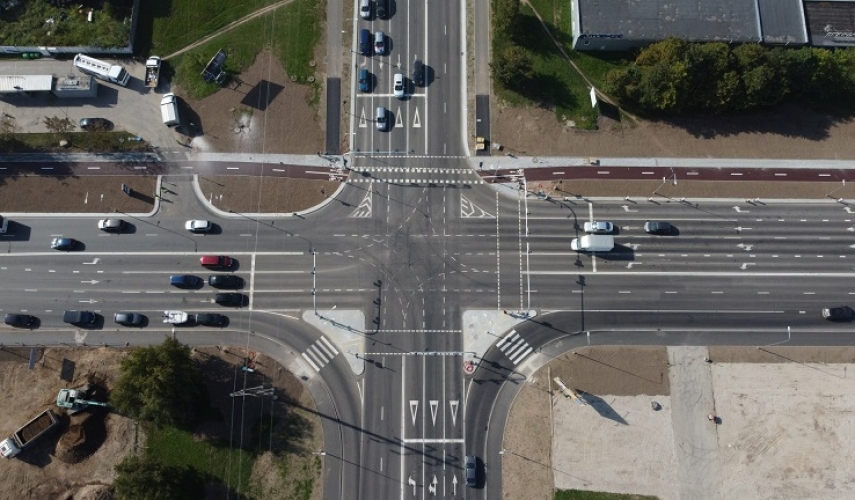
[572,0,809,51]
[804,0,855,47]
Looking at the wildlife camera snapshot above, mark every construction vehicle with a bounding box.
[0,410,60,458]
[163,310,189,324]
[56,387,110,415]
[144,56,161,88]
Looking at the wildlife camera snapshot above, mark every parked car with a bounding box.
[79,118,112,131]
[200,255,233,270]
[114,312,145,326]
[195,313,227,326]
[376,106,388,131]
[98,219,126,232]
[583,221,613,234]
[185,220,212,233]
[822,306,854,321]
[208,275,243,289]
[4,313,36,328]
[412,59,424,86]
[358,68,371,92]
[644,221,673,235]
[359,28,371,55]
[393,73,405,98]
[169,275,201,288]
[359,0,371,19]
[214,293,245,307]
[374,31,387,55]
[51,237,77,250]
[376,0,388,18]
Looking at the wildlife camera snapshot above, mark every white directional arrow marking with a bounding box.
[409,400,418,426]
[408,475,416,495]
[395,107,403,129]
[428,475,437,495]
[413,107,421,128]
[847,226,855,232]
[80,280,100,284]
[78,299,97,303]
[359,108,367,128]
[430,400,438,426]
[452,475,458,495]
[620,205,638,212]
[740,263,755,270]
[737,243,753,251]
[82,258,101,265]
[449,400,459,426]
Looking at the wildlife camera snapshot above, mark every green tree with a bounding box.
[110,337,209,429]
[43,116,75,135]
[493,0,520,40]
[491,44,534,88]
[114,455,204,500]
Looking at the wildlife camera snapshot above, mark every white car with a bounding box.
[393,73,405,98]
[185,219,212,233]
[583,221,613,234]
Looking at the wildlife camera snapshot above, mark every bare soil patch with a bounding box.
[202,175,341,214]
[185,50,325,155]
[0,176,156,214]
[492,101,855,159]
[0,345,322,500]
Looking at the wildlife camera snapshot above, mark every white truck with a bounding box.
[0,410,60,458]
[73,54,130,87]
[571,234,614,252]
[160,93,180,127]
[144,56,161,88]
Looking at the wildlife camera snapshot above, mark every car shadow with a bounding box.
[591,244,635,261]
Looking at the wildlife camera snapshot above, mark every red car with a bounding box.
[200,255,232,270]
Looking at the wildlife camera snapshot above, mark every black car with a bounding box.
[114,312,145,326]
[79,117,113,131]
[208,275,243,289]
[412,59,424,86]
[376,0,388,19]
[215,293,245,307]
[51,237,78,250]
[4,313,36,328]
[195,313,227,326]
[644,221,673,235]
[823,306,854,321]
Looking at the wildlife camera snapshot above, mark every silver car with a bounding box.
[393,73,405,98]
[185,219,212,233]
[583,221,613,234]
[98,218,125,232]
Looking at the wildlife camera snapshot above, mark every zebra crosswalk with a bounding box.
[496,329,533,365]
[301,336,339,372]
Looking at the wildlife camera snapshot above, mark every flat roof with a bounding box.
[0,74,53,93]
[804,0,855,47]
[577,0,762,43]
[757,0,808,44]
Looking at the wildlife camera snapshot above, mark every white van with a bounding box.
[160,93,180,127]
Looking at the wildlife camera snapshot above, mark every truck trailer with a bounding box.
[0,410,60,458]
[73,54,130,87]
[571,234,614,252]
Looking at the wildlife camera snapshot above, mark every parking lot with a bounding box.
[0,58,187,158]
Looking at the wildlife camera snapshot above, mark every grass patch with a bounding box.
[144,0,282,56]
[0,132,151,153]
[493,0,631,128]
[169,0,323,100]
[0,0,131,47]
[556,490,660,500]
[145,425,256,496]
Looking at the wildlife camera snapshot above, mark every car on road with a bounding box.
[200,255,233,270]
[374,31,386,55]
[51,237,77,250]
[195,313,227,327]
[4,313,36,328]
[412,59,424,86]
[358,68,371,92]
[465,455,477,487]
[208,274,243,289]
[185,219,213,233]
[644,221,673,235]
[376,0,388,18]
[359,0,371,19]
[79,117,113,131]
[376,106,388,131]
[114,312,145,326]
[98,218,126,232]
[393,73,405,98]
[214,293,245,307]
[822,306,854,321]
[169,275,201,288]
[583,221,613,234]
[63,310,97,325]
[359,29,371,55]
